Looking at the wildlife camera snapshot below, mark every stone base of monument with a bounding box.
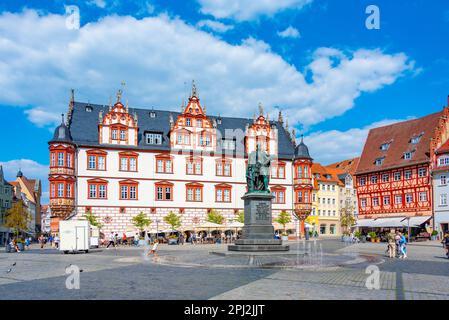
[227,192,290,252]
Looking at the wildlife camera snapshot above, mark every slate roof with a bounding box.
[355,111,443,175]
[68,102,296,159]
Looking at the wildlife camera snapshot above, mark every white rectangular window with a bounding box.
[440,193,447,206]
[382,174,389,182]
[98,156,105,170]
[405,170,412,179]
[216,163,223,175]
[361,198,367,208]
[406,193,413,203]
[58,183,64,197]
[51,153,56,167]
[129,158,137,171]
[157,187,163,200]
[187,189,194,201]
[129,186,137,199]
[165,187,171,200]
[112,129,118,140]
[58,152,64,166]
[395,195,402,204]
[383,196,390,205]
[441,175,447,186]
[120,130,126,141]
[418,168,426,177]
[157,160,164,173]
[89,185,97,198]
[279,191,284,203]
[88,156,96,169]
[67,153,72,167]
[121,186,128,199]
[216,189,222,202]
[187,162,194,174]
[67,184,71,198]
[419,192,427,202]
[373,197,379,206]
[394,172,401,181]
[195,188,201,201]
[224,163,231,176]
[120,158,128,171]
[99,185,106,199]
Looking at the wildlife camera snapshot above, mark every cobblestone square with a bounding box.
[0,239,447,300]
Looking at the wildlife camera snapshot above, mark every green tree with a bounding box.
[207,209,224,225]
[4,201,31,237]
[84,210,103,229]
[132,212,152,235]
[236,210,245,224]
[275,210,291,235]
[163,211,182,230]
[340,204,356,235]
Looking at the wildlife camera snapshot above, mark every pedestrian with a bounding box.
[394,231,401,258]
[106,232,116,249]
[10,237,20,253]
[398,232,407,259]
[386,231,396,258]
[39,234,45,249]
[25,237,30,250]
[441,232,449,259]
[148,240,159,258]
[54,234,60,249]
[48,234,53,248]
[179,233,184,245]
[122,233,128,246]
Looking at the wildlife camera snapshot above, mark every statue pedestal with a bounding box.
[228,193,289,252]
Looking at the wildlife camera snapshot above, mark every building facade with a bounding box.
[355,100,449,229]
[0,166,13,245]
[432,139,449,235]
[40,205,52,234]
[48,86,314,235]
[9,170,42,236]
[310,163,343,236]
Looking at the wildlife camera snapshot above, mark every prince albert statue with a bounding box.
[246,144,273,193]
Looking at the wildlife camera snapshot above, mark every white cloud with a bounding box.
[277,26,300,39]
[0,159,48,181]
[197,0,313,21]
[87,0,107,9]
[0,10,415,129]
[304,118,414,165]
[196,19,234,33]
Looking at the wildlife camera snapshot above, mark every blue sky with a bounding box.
[0,0,448,201]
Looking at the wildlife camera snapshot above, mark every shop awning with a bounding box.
[401,216,431,227]
[356,216,431,228]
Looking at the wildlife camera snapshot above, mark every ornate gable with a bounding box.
[98,89,139,146]
[246,103,278,155]
[170,81,216,151]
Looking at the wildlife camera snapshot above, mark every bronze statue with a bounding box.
[246,144,272,193]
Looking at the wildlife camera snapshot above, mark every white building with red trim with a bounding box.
[48,84,314,235]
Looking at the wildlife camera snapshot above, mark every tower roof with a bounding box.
[50,114,73,144]
[294,136,312,160]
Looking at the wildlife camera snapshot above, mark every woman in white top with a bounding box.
[148,240,159,257]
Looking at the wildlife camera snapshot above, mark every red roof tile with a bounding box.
[356,111,443,175]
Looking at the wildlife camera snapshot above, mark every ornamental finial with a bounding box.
[258,102,264,116]
[191,80,198,98]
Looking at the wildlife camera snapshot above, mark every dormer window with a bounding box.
[217,117,222,125]
[380,143,390,151]
[374,157,385,166]
[410,134,423,144]
[149,111,156,118]
[404,151,414,160]
[85,105,93,112]
[222,139,236,151]
[146,132,163,145]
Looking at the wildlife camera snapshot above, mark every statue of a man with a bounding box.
[246,144,272,193]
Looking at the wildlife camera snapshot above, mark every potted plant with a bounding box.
[431,230,438,241]
[368,231,377,243]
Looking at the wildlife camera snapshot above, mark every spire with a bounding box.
[17,168,23,178]
[292,129,296,146]
[126,99,129,113]
[66,89,75,127]
[116,89,122,102]
[61,113,65,124]
[191,80,198,98]
[285,118,289,131]
[0,165,3,181]
[109,95,112,111]
[258,102,264,116]
[278,111,283,125]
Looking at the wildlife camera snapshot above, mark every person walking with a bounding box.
[122,233,128,246]
[441,232,449,259]
[106,232,116,249]
[398,232,407,259]
[386,231,396,258]
[48,234,53,248]
[54,234,60,249]
[38,234,45,249]
[394,231,401,258]
[148,240,159,258]
[25,237,30,250]
[11,237,20,252]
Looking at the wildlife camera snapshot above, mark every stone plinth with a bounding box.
[228,192,289,252]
